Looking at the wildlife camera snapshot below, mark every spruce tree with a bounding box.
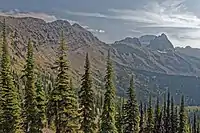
[100,50,117,133]
[50,31,79,133]
[35,74,47,133]
[116,97,123,133]
[154,97,162,133]
[179,95,186,133]
[171,97,178,133]
[0,19,23,133]
[197,123,200,133]
[146,96,154,133]
[139,102,145,133]
[79,53,96,133]
[193,112,197,133]
[162,94,167,133]
[165,91,171,133]
[175,106,179,133]
[123,75,140,133]
[23,39,38,132]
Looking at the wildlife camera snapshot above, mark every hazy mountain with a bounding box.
[139,35,156,46]
[176,46,200,59]
[1,16,200,105]
[148,33,174,51]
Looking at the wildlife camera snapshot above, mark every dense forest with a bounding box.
[0,19,200,133]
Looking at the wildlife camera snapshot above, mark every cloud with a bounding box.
[0,9,58,22]
[63,0,200,47]
[87,28,105,33]
[65,10,107,18]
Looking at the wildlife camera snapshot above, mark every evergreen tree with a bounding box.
[23,39,38,133]
[162,94,167,133]
[79,53,96,133]
[100,50,117,133]
[179,95,186,133]
[35,74,47,133]
[146,96,154,133]
[139,102,145,133]
[123,75,140,133]
[154,97,162,133]
[165,91,171,133]
[116,97,123,133]
[175,106,179,130]
[193,112,197,133]
[197,123,200,133]
[50,31,79,133]
[0,19,23,133]
[171,97,178,133]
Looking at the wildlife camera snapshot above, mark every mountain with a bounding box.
[148,33,174,51]
[176,46,200,59]
[1,16,200,105]
[139,35,156,46]
[114,37,141,46]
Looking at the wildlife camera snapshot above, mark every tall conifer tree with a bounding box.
[171,97,178,133]
[0,19,23,133]
[193,112,197,133]
[100,50,117,133]
[165,91,171,133]
[123,75,140,133]
[79,53,96,133]
[154,97,162,133]
[179,95,186,133]
[35,74,47,133]
[23,39,38,133]
[146,96,154,133]
[139,102,145,133]
[50,31,79,133]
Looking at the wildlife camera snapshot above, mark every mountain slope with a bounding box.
[1,16,200,105]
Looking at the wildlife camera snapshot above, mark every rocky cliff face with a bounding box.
[1,16,200,105]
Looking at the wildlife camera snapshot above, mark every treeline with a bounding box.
[0,19,199,133]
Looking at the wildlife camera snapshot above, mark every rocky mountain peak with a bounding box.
[139,35,156,46]
[148,33,174,51]
[114,37,141,47]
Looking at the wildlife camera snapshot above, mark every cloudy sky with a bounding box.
[1,0,200,47]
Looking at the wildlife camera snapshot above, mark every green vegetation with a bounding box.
[0,19,200,133]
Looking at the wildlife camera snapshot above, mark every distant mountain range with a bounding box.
[1,15,200,105]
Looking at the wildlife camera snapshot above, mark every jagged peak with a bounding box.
[72,23,85,30]
[114,37,141,46]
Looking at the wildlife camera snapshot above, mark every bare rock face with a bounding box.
[139,35,156,46]
[148,33,174,51]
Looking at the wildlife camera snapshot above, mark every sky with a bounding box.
[1,0,200,48]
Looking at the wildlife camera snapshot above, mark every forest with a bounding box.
[0,19,199,133]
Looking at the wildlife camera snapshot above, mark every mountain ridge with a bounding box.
[1,15,200,105]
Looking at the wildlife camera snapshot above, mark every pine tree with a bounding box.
[79,53,96,133]
[171,96,178,133]
[154,97,162,133]
[197,123,200,133]
[50,31,79,133]
[23,39,38,133]
[35,74,47,133]
[179,95,186,133]
[146,96,154,133]
[123,75,140,133]
[165,91,171,133]
[139,102,145,133]
[0,19,23,133]
[116,97,123,133]
[175,106,179,132]
[100,50,117,133]
[193,112,197,133]
[162,94,167,133]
